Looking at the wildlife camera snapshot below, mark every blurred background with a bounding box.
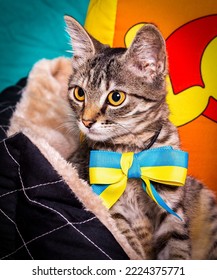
[0,0,89,92]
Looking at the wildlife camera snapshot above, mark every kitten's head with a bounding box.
[65,16,168,146]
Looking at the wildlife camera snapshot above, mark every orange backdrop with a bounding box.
[85,0,217,193]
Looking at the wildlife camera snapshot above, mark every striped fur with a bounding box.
[66,16,217,259]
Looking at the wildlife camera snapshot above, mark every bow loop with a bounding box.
[89,146,188,219]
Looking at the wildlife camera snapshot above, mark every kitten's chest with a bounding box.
[110,179,153,222]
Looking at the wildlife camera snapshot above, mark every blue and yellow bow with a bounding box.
[89,146,188,219]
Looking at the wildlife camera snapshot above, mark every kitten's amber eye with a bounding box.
[107,91,126,106]
[73,86,85,102]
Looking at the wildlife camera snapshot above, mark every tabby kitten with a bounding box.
[65,16,217,260]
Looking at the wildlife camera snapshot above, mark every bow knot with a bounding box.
[89,146,188,219]
[120,152,141,178]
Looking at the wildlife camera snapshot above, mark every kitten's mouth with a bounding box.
[79,122,108,141]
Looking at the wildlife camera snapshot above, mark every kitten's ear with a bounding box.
[64,15,104,65]
[125,24,167,82]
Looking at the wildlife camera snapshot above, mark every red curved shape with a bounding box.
[203,97,217,122]
[166,15,217,94]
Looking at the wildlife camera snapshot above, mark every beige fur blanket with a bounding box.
[7,57,139,259]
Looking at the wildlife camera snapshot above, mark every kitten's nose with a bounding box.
[82,119,95,128]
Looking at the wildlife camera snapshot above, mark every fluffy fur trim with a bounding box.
[7,57,140,259]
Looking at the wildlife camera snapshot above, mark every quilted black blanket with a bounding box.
[0,61,130,260]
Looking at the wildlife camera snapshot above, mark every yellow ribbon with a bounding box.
[90,147,188,218]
